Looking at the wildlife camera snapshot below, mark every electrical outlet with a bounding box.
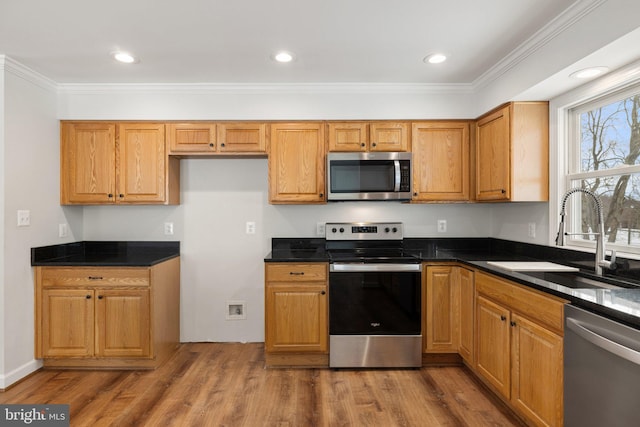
[59,223,69,238]
[437,219,447,233]
[246,221,256,234]
[17,210,30,227]
[164,222,174,235]
[317,222,326,236]
[528,222,536,238]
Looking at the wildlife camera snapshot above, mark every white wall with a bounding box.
[0,58,81,388]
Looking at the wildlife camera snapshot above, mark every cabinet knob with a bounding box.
[209,143,214,147]
[108,193,113,198]
[501,189,506,194]
[85,295,91,299]
[500,315,507,321]
[319,193,324,198]
[372,142,377,147]
[413,192,418,196]
[220,143,225,147]
[119,194,124,198]
[510,321,517,327]
[98,295,104,299]
[361,143,365,147]
[320,290,326,295]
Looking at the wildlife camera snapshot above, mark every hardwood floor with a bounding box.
[1,343,524,427]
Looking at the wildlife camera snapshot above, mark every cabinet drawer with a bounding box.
[476,272,566,334]
[265,263,327,282]
[41,267,150,287]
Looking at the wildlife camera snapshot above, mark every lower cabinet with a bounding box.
[475,271,565,427]
[264,263,328,367]
[34,258,180,369]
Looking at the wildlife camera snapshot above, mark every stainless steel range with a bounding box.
[326,222,422,368]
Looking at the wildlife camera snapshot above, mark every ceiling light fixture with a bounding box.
[569,66,609,79]
[424,53,447,64]
[112,51,138,64]
[273,51,294,63]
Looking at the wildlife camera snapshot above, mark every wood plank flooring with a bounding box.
[0,343,524,427]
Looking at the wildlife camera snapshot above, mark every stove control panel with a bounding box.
[325,222,403,240]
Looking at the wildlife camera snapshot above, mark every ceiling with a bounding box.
[1,0,585,85]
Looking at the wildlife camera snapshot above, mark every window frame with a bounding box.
[556,63,640,256]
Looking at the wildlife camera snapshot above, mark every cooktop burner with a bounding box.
[325,222,419,263]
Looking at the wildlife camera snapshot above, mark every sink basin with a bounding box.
[522,271,637,290]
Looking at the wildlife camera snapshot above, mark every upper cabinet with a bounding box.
[269,122,326,204]
[327,121,409,152]
[168,122,267,155]
[61,122,179,205]
[475,102,549,202]
[412,121,470,201]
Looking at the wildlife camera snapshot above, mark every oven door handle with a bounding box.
[330,263,421,272]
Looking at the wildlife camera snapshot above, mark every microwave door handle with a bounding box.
[394,160,401,192]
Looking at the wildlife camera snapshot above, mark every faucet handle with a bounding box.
[609,249,617,265]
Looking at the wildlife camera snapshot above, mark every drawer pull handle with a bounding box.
[289,272,305,276]
[88,276,103,280]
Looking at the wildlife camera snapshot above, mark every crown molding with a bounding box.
[57,81,473,96]
[0,55,58,91]
[472,0,607,91]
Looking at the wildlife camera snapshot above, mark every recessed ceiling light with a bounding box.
[424,53,447,64]
[112,51,138,64]
[273,51,294,63]
[569,66,609,79]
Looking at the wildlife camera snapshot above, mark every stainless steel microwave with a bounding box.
[327,152,412,201]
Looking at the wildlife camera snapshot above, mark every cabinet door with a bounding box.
[370,122,409,151]
[96,289,151,358]
[117,123,167,203]
[168,123,216,153]
[61,122,116,204]
[269,123,325,203]
[412,122,469,201]
[265,283,328,352]
[218,123,267,153]
[425,266,459,352]
[41,289,95,357]
[458,267,475,364]
[327,122,368,151]
[511,313,563,427]
[476,105,510,200]
[476,295,511,399]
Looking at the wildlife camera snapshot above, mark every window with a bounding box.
[567,88,640,252]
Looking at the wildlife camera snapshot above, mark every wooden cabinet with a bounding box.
[269,123,326,204]
[424,265,459,352]
[264,263,328,367]
[327,121,409,151]
[61,122,179,205]
[34,258,180,369]
[168,122,267,154]
[412,121,470,201]
[475,102,548,201]
[457,267,475,364]
[475,271,565,427]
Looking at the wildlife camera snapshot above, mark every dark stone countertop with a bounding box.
[265,237,640,330]
[32,241,180,267]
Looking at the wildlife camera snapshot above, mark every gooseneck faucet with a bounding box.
[556,188,616,276]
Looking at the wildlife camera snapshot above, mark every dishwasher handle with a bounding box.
[566,316,640,366]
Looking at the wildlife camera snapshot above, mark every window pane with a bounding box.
[580,94,640,172]
[571,174,640,247]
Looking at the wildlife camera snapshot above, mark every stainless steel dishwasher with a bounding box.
[565,305,640,427]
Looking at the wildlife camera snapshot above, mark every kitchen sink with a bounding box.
[522,270,639,290]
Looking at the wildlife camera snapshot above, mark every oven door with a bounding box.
[329,262,422,367]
